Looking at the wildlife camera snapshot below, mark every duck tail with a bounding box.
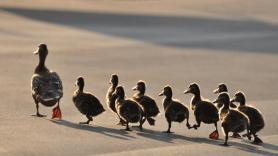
[146,117,155,126]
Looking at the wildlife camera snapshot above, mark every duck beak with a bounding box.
[158,92,164,96]
[213,88,220,94]
[184,89,190,94]
[33,48,39,55]
[132,86,137,91]
[230,98,236,103]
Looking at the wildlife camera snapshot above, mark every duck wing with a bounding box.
[31,72,63,102]
[134,95,160,117]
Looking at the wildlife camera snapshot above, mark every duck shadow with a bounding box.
[50,119,135,140]
[134,127,223,145]
[231,140,278,156]
[136,128,278,155]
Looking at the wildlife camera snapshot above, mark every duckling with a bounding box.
[106,74,125,125]
[31,43,63,119]
[159,86,190,133]
[213,83,237,109]
[231,91,264,144]
[113,86,144,131]
[73,77,105,124]
[184,83,219,139]
[132,80,160,126]
[213,92,258,146]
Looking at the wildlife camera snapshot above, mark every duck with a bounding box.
[132,80,160,126]
[31,43,63,119]
[113,86,144,131]
[106,74,125,125]
[213,83,237,109]
[159,86,190,133]
[184,83,219,139]
[72,77,105,124]
[231,91,264,144]
[213,92,258,146]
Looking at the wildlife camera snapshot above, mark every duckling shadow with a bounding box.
[229,140,278,156]
[135,128,222,145]
[262,142,278,151]
[50,119,135,140]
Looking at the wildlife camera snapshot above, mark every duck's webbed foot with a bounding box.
[209,130,219,140]
[220,143,230,146]
[79,116,92,124]
[163,130,174,134]
[190,124,200,130]
[125,123,132,131]
[231,133,241,138]
[32,113,47,117]
[117,119,126,126]
[186,123,191,129]
[253,137,263,145]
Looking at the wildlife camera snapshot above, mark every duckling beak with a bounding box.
[33,48,39,55]
[212,99,218,104]
[213,88,220,94]
[184,89,190,94]
[132,86,137,91]
[230,98,236,103]
[158,92,164,96]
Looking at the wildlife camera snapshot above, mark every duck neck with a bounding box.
[35,54,48,73]
[192,92,201,103]
[78,85,84,93]
[112,82,118,89]
[239,97,246,106]
[137,88,145,96]
[163,96,172,109]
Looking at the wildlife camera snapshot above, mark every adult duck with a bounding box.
[231,91,264,144]
[113,86,144,131]
[184,83,219,139]
[213,92,258,146]
[132,80,160,126]
[73,77,105,124]
[106,74,126,125]
[159,86,190,133]
[213,83,237,109]
[31,43,62,119]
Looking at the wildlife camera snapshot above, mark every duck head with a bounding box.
[114,86,125,99]
[75,76,85,92]
[213,83,228,94]
[110,74,119,87]
[34,43,48,60]
[184,83,200,95]
[213,92,230,107]
[231,91,246,106]
[132,80,146,95]
[159,86,172,98]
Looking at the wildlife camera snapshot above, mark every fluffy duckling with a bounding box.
[73,77,105,124]
[231,91,264,144]
[213,83,237,109]
[106,74,125,125]
[213,93,258,146]
[31,44,63,119]
[132,80,160,126]
[184,83,219,139]
[159,86,190,133]
[113,86,144,131]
